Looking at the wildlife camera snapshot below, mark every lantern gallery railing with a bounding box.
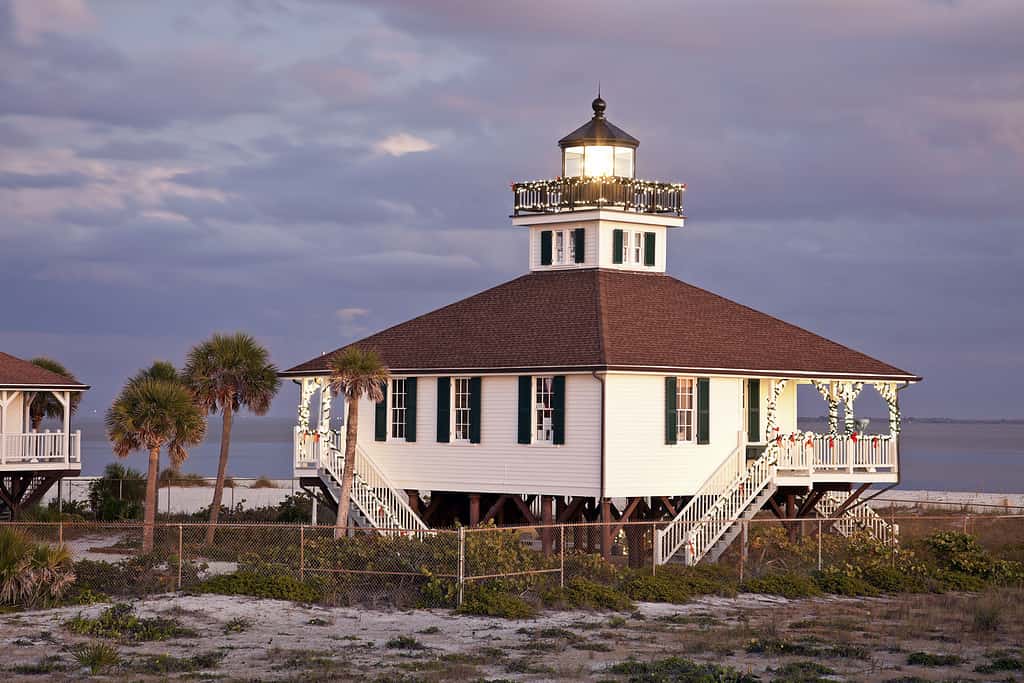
[512,176,685,216]
[775,432,897,475]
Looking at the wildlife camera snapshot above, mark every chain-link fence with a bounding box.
[4,508,1023,609]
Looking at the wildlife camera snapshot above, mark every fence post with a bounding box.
[963,514,969,535]
[177,524,183,590]
[559,524,565,588]
[300,525,305,581]
[817,519,822,571]
[457,526,466,607]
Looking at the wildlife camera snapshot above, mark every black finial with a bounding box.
[592,89,606,119]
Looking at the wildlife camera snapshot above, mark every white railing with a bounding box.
[775,432,896,475]
[296,425,428,534]
[815,491,898,546]
[656,432,775,565]
[293,427,339,470]
[0,431,81,468]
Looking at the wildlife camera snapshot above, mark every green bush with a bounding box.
[65,602,195,641]
[70,642,120,673]
[88,463,145,520]
[564,577,634,611]
[907,652,962,666]
[74,554,204,597]
[619,564,737,603]
[814,566,879,596]
[0,527,76,608]
[194,571,321,602]
[457,584,537,619]
[919,532,1024,585]
[609,657,759,682]
[741,571,821,599]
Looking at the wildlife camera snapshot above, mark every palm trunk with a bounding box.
[205,403,233,546]
[143,446,160,554]
[335,398,359,538]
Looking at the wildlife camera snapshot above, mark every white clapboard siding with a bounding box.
[596,221,667,271]
[0,392,25,433]
[528,224,599,270]
[356,374,602,497]
[603,373,744,497]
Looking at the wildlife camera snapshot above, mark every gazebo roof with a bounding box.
[0,352,88,390]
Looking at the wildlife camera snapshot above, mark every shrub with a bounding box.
[770,660,835,682]
[159,469,207,487]
[609,657,759,682]
[194,571,321,603]
[65,602,196,641]
[386,635,426,649]
[814,566,879,596]
[919,531,1024,585]
[88,463,145,520]
[132,651,225,673]
[251,475,276,489]
[564,577,634,611]
[741,571,821,599]
[907,652,962,666]
[619,564,736,603]
[457,584,537,619]
[974,654,1022,674]
[70,642,120,673]
[0,527,76,608]
[74,554,204,597]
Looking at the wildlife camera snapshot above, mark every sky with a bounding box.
[1,0,1022,421]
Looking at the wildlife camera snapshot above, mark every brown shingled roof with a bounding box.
[0,352,89,389]
[284,269,918,382]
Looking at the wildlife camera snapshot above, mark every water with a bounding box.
[76,417,1024,493]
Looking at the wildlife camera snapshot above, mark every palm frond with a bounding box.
[183,332,280,415]
[327,347,391,402]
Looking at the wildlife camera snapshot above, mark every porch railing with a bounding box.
[775,432,897,475]
[512,176,685,216]
[293,426,339,470]
[0,431,81,468]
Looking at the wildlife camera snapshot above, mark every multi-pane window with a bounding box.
[633,231,642,263]
[676,377,695,442]
[535,376,554,443]
[555,231,565,264]
[391,379,406,440]
[453,377,471,442]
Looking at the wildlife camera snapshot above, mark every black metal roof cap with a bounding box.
[558,97,639,149]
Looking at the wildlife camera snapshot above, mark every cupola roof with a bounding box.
[558,97,639,149]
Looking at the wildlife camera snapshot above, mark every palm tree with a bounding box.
[106,366,206,553]
[27,358,81,430]
[183,333,279,545]
[327,347,390,535]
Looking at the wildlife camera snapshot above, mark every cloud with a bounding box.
[78,140,190,161]
[8,0,95,45]
[336,307,370,338]
[373,132,437,156]
[0,170,91,188]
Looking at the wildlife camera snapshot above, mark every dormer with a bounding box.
[511,96,686,274]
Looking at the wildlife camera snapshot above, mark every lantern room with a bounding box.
[559,96,639,178]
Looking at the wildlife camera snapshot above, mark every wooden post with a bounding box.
[600,498,612,560]
[457,526,466,606]
[786,493,797,542]
[740,520,748,582]
[559,525,565,589]
[540,495,553,556]
[469,494,481,527]
[817,519,822,571]
[300,525,305,580]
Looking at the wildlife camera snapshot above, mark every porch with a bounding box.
[761,377,905,485]
[0,431,82,470]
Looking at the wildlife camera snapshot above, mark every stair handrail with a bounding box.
[655,431,766,565]
[816,492,897,546]
[352,443,430,532]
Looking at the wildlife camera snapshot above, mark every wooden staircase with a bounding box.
[814,491,898,546]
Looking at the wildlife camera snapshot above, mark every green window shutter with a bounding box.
[374,381,388,442]
[469,377,482,444]
[697,378,710,445]
[612,229,624,264]
[517,376,532,444]
[540,230,552,265]
[573,228,585,263]
[644,232,656,266]
[405,377,417,443]
[746,378,760,443]
[665,377,678,445]
[552,375,566,445]
[436,377,450,443]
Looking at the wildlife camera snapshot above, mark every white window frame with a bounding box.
[675,377,696,443]
[534,376,555,444]
[549,229,578,266]
[555,230,565,264]
[390,378,407,441]
[452,376,472,443]
[633,231,642,264]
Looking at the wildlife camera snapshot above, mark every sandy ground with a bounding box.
[1,590,1021,682]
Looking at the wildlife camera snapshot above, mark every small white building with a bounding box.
[0,352,86,517]
[283,98,920,564]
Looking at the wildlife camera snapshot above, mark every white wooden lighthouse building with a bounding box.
[283,98,919,564]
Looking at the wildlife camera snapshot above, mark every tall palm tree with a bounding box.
[327,347,390,534]
[183,333,279,545]
[27,358,81,430]
[106,367,206,553]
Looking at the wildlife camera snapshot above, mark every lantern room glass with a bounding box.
[562,145,635,178]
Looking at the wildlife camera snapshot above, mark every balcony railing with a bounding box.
[0,431,81,469]
[775,432,897,476]
[512,176,685,216]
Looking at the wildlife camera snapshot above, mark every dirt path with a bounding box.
[1,590,1021,681]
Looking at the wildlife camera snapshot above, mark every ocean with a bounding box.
[75,417,1024,493]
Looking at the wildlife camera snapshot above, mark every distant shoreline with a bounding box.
[799,416,1024,425]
